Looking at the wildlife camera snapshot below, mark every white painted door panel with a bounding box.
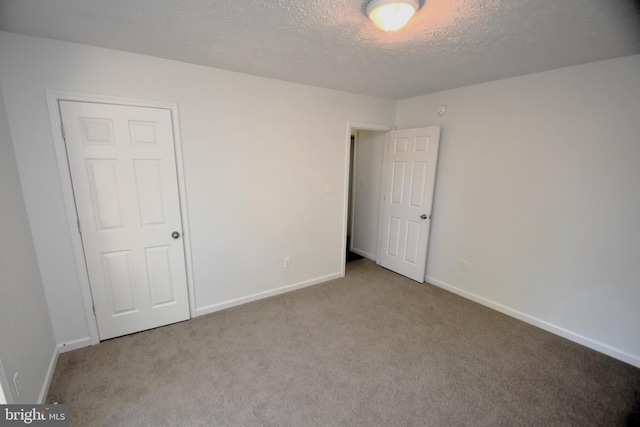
[60,101,190,340]
[378,126,441,282]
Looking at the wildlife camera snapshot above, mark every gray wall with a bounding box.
[0,31,395,346]
[0,85,56,403]
[396,54,640,366]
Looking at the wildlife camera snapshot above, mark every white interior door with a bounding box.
[60,101,190,340]
[377,126,441,282]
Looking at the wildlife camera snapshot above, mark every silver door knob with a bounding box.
[420,214,428,220]
[171,231,180,239]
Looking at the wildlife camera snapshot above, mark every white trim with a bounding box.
[349,132,358,252]
[169,107,198,318]
[38,346,59,404]
[376,132,391,268]
[350,247,376,262]
[426,276,640,369]
[57,337,92,354]
[0,357,11,404]
[348,121,393,132]
[46,92,100,345]
[196,272,342,317]
[45,90,197,345]
[342,121,392,277]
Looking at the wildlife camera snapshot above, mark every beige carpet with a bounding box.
[47,259,640,426]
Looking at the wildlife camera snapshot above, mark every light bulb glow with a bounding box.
[367,0,419,32]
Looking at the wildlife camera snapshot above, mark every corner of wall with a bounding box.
[38,345,59,404]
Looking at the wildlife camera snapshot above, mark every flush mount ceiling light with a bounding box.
[366,0,420,32]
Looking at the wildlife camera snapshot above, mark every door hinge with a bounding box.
[77,219,82,234]
[61,124,66,139]
[92,304,96,316]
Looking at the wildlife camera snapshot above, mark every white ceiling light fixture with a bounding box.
[366,0,420,32]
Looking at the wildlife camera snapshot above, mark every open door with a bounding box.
[377,126,441,282]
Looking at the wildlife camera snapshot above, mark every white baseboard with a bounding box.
[58,337,92,354]
[196,272,342,317]
[350,247,376,261]
[426,276,640,369]
[38,345,59,404]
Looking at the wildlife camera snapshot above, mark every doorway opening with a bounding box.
[343,122,391,274]
[342,123,442,283]
[346,131,362,263]
[346,134,363,263]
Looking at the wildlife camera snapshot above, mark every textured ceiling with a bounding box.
[1,0,639,99]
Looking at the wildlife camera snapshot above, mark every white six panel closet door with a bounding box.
[60,101,190,340]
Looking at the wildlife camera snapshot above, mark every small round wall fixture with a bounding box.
[366,0,420,32]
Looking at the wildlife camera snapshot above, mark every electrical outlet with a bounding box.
[325,183,332,193]
[284,257,291,268]
[458,259,468,272]
[13,371,21,398]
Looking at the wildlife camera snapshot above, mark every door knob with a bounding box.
[420,214,429,220]
[171,231,180,239]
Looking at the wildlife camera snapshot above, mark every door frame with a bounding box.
[0,357,11,403]
[340,121,392,277]
[46,91,196,346]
